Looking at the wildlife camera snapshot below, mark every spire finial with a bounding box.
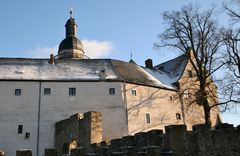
[70,6,74,18]
[130,52,133,60]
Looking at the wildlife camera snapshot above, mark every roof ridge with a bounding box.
[154,53,188,67]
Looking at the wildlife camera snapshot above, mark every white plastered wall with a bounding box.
[0,81,127,156]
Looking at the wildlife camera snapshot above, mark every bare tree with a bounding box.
[221,0,240,106]
[223,0,240,24]
[155,4,223,126]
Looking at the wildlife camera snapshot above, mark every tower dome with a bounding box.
[58,17,85,59]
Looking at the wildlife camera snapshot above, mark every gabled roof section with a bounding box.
[111,60,175,89]
[153,54,189,83]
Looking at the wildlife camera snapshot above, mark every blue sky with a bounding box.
[0,0,239,126]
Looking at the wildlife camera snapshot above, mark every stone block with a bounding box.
[237,125,240,131]
[89,143,97,153]
[145,146,161,156]
[110,138,122,152]
[165,125,188,156]
[123,146,137,156]
[215,123,234,131]
[192,124,212,156]
[45,149,59,156]
[211,124,237,156]
[122,136,135,147]
[134,132,147,151]
[192,124,210,132]
[55,111,102,153]
[147,129,163,147]
[16,149,32,156]
[100,141,107,147]
[97,147,111,156]
[70,147,86,156]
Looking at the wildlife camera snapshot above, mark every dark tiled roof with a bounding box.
[111,60,161,87]
[58,36,83,52]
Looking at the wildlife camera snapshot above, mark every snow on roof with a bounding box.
[0,58,118,81]
[142,67,176,90]
[111,60,175,89]
[0,55,188,90]
[153,54,188,83]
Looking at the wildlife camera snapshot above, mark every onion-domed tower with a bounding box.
[58,16,85,59]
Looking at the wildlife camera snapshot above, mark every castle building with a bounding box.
[0,16,220,156]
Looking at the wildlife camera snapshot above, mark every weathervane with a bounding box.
[70,6,74,18]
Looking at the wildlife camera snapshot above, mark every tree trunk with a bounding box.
[203,103,212,127]
[200,80,212,127]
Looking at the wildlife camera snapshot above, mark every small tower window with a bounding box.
[131,90,137,96]
[69,88,76,96]
[145,113,151,124]
[44,88,51,95]
[17,125,23,134]
[15,89,21,96]
[109,88,115,95]
[176,113,181,120]
[25,132,30,139]
[187,70,193,77]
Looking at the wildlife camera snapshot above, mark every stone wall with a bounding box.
[55,111,102,154]
[48,123,239,156]
[1,123,239,156]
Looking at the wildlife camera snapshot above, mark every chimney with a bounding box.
[49,54,55,65]
[145,59,153,69]
[98,70,106,80]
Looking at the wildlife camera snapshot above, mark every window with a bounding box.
[131,90,137,96]
[109,88,115,95]
[18,125,23,134]
[25,132,30,139]
[44,88,51,95]
[15,89,21,96]
[169,96,173,101]
[187,70,193,77]
[176,113,181,120]
[145,113,151,124]
[183,89,189,98]
[69,88,76,96]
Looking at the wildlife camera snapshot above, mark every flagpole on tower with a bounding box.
[70,6,73,18]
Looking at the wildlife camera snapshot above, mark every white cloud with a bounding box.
[25,39,113,59]
[82,39,113,58]
[26,46,58,58]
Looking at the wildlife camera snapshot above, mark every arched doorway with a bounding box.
[69,139,77,152]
